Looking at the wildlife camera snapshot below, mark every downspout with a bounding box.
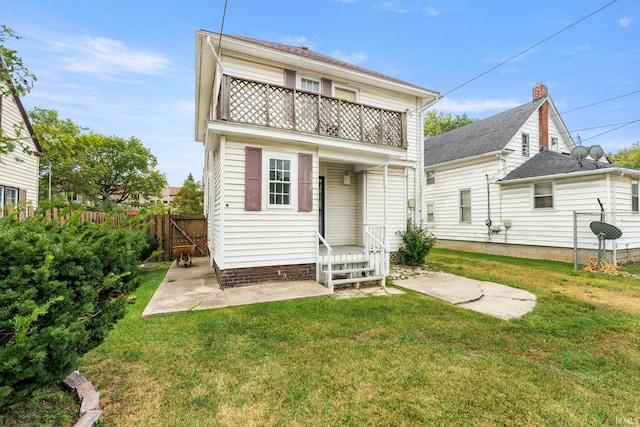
[611,172,625,265]
[486,174,492,240]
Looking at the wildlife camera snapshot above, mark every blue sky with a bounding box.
[4,0,639,186]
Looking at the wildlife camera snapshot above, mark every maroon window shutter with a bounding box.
[284,69,296,88]
[245,147,262,211]
[321,78,332,96]
[298,153,313,212]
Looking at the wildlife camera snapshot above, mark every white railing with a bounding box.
[316,231,334,292]
[364,225,388,286]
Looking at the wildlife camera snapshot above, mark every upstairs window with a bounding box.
[300,77,320,93]
[551,137,558,150]
[632,179,638,212]
[522,133,530,157]
[534,182,554,209]
[426,171,435,185]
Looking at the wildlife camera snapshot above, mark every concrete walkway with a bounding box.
[142,258,536,320]
[394,272,536,320]
[142,257,334,317]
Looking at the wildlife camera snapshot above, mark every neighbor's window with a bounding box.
[0,185,19,216]
[551,137,558,150]
[426,203,435,222]
[426,171,435,185]
[460,189,471,223]
[632,179,638,212]
[522,133,530,157]
[534,182,554,209]
[300,77,320,93]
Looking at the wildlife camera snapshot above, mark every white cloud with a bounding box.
[381,1,408,13]
[424,6,440,17]
[433,97,522,114]
[618,17,631,27]
[283,35,309,46]
[46,35,170,80]
[331,50,366,64]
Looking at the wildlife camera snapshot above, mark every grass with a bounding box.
[5,249,640,425]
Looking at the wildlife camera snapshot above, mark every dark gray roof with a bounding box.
[424,98,545,167]
[220,33,439,95]
[500,150,615,181]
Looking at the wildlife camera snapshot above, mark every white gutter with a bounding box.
[497,166,640,185]
[425,150,503,171]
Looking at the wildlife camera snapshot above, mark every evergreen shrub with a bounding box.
[0,212,146,408]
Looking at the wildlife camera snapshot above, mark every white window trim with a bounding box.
[298,76,320,93]
[333,84,359,102]
[426,202,435,222]
[262,151,298,210]
[426,171,435,185]
[532,181,554,210]
[522,133,530,157]
[459,189,471,223]
[632,179,638,212]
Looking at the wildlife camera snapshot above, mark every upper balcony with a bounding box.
[213,75,407,149]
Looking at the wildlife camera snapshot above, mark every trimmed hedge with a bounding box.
[0,214,147,408]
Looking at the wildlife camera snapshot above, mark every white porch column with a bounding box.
[383,164,388,246]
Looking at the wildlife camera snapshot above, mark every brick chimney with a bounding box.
[532,82,548,101]
[533,82,549,150]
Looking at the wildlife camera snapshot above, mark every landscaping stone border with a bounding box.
[63,371,103,427]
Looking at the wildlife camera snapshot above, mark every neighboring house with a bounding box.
[195,31,439,288]
[424,82,640,263]
[0,81,42,216]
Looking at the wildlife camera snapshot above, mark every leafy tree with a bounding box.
[29,108,167,210]
[424,110,475,137]
[29,108,86,199]
[609,142,640,170]
[81,133,167,208]
[1,25,37,157]
[0,25,35,97]
[171,173,204,215]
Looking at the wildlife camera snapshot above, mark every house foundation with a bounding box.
[213,260,316,289]
[436,239,604,266]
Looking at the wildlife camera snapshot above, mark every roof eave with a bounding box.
[424,150,502,170]
[498,166,639,184]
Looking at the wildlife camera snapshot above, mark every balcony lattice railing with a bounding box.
[216,75,407,149]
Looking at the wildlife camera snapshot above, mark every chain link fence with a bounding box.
[574,211,640,276]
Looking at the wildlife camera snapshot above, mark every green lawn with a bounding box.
[6,249,640,425]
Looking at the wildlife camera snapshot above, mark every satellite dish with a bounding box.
[571,146,589,161]
[589,221,622,272]
[590,221,622,240]
[588,145,605,161]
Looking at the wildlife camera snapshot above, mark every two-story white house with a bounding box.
[424,83,640,264]
[195,31,439,289]
[0,81,42,216]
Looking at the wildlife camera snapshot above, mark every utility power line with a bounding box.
[442,0,619,97]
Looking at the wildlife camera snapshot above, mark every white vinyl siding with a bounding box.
[325,163,357,246]
[220,140,317,270]
[0,88,39,212]
[365,167,406,252]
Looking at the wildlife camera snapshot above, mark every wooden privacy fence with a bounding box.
[8,205,208,262]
